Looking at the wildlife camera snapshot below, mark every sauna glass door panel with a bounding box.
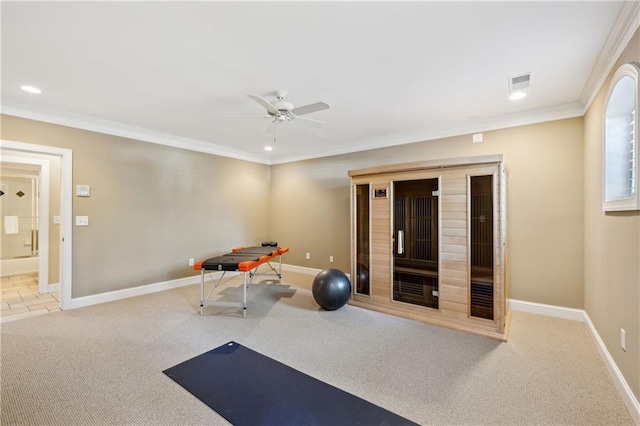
[470,175,494,319]
[393,179,439,308]
[355,184,370,295]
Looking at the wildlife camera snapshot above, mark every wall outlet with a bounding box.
[188,258,195,267]
[621,328,626,351]
[306,252,310,260]
[329,256,334,263]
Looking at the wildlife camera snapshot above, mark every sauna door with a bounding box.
[393,178,439,308]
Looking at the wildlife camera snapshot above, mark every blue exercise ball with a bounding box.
[312,269,351,311]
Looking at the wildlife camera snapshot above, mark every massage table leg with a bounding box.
[200,269,205,316]
[243,272,247,318]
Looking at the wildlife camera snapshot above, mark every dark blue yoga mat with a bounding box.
[163,341,416,426]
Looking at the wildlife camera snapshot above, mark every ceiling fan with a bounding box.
[247,90,330,125]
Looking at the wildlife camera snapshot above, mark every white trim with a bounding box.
[580,1,640,112]
[509,299,640,423]
[0,140,73,310]
[2,98,583,166]
[281,263,323,276]
[281,263,351,280]
[1,155,50,293]
[1,100,270,165]
[63,264,325,309]
[602,62,640,212]
[509,299,585,322]
[582,312,640,425]
[69,274,206,309]
[271,103,584,165]
[46,283,60,294]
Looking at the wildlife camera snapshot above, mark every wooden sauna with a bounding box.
[349,155,509,341]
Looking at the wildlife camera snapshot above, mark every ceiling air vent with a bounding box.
[509,73,532,92]
[508,72,532,100]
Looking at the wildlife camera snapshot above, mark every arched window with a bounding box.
[603,63,639,211]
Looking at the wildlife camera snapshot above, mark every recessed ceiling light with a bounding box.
[264,146,273,151]
[21,85,42,94]
[509,90,527,101]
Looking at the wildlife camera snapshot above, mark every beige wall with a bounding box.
[0,23,637,406]
[271,117,585,308]
[1,115,271,298]
[583,27,640,400]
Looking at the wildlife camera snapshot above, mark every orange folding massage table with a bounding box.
[194,244,289,317]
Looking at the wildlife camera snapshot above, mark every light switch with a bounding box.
[53,215,61,224]
[76,185,91,197]
[75,216,89,226]
[472,133,483,143]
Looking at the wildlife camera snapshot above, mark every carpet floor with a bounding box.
[0,272,634,425]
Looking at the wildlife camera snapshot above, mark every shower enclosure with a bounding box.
[1,164,40,276]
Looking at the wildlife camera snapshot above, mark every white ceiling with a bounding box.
[2,1,638,164]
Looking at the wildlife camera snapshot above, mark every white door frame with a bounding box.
[1,155,50,294]
[0,140,72,310]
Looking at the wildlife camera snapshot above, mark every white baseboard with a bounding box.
[508,299,585,321]
[281,263,351,279]
[510,299,640,424]
[68,272,231,309]
[582,312,640,425]
[281,263,322,275]
[46,283,60,294]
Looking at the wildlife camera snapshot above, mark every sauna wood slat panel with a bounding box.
[441,203,467,212]
[371,233,390,243]
[442,220,466,229]
[442,177,467,191]
[441,228,466,237]
[441,292,467,305]
[371,246,390,256]
[372,208,390,219]
[441,194,466,203]
[440,284,468,297]
[371,223,390,233]
[440,236,467,248]
[441,251,466,262]
[440,300,467,314]
[442,211,466,220]
[440,276,468,288]
[442,260,467,271]
[442,268,468,280]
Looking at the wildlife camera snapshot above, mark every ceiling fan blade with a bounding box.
[223,114,271,118]
[291,101,330,116]
[248,95,281,116]
[293,115,325,125]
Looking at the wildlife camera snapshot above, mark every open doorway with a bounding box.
[0,140,72,311]
[1,156,58,320]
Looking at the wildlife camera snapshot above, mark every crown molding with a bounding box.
[1,99,271,165]
[270,102,584,164]
[3,97,584,166]
[580,1,640,111]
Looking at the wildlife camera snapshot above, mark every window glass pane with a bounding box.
[605,75,636,203]
[470,175,494,320]
[603,63,639,211]
[355,184,370,295]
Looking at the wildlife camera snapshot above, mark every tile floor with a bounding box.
[0,274,60,323]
